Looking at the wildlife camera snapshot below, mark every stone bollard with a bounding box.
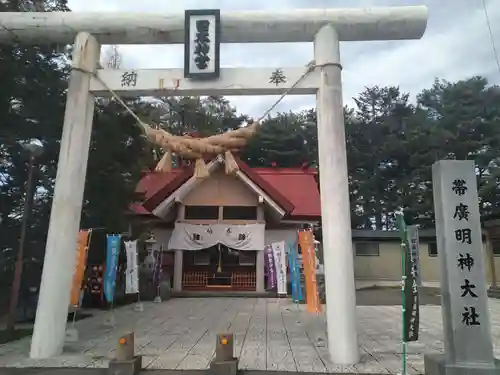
[209,333,238,375]
[107,332,142,375]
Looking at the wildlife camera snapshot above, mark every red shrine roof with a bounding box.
[129,158,321,220]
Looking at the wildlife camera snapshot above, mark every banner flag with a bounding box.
[396,214,420,342]
[298,230,321,313]
[264,245,276,290]
[70,229,91,307]
[271,241,287,295]
[288,241,303,302]
[124,240,139,294]
[295,246,304,302]
[104,234,122,303]
[288,242,297,301]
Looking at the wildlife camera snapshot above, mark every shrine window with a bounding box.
[222,206,258,220]
[355,242,380,256]
[428,242,438,257]
[184,205,219,220]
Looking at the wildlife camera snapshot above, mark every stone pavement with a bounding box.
[1,297,500,373]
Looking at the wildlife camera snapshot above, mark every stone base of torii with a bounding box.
[0,7,429,365]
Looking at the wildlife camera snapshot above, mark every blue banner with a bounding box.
[288,241,304,303]
[288,242,297,301]
[104,234,122,303]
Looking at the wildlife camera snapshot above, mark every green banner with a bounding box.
[397,212,420,342]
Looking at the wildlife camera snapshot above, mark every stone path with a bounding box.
[1,297,500,373]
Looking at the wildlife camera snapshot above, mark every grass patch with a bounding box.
[0,328,33,345]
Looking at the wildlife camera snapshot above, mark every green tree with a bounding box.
[417,77,500,219]
[343,78,500,229]
[242,112,313,168]
[0,0,70,307]
[349,86,416,229]
[80,100,150,232]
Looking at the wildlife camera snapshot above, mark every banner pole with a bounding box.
[289,241,297,303]
[136,255,142,309]
[108,238,115,326]
[136,250,142,307]
[134,263,143,312]
[110,234,116,315]
[396,211,407,375]
[153,245,163,303]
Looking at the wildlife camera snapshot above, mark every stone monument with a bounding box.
[426,160,500,375]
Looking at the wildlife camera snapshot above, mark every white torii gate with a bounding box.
[0,7,428,364]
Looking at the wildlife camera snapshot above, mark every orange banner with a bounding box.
[298,230,322,313]
[70,230,91,307]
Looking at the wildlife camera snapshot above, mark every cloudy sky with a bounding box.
[67,0,500,118]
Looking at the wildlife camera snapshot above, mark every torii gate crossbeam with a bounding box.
[0,8,427,44]
[0,7,428,365]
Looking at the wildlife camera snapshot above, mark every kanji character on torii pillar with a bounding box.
[0,7,428,364]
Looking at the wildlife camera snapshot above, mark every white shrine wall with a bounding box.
[151,228,173,252]
[182,169,259,207]
[265,229,300,248]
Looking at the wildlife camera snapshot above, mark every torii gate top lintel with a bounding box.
[0,6,428,45]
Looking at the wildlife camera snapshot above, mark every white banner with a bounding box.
[124,240,139,294]
[272,241,287,295]
[168,222,265,251]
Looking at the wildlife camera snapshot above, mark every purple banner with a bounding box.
[265,245,277,290]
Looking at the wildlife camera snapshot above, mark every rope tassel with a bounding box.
[155,150,172,173]
[224,151,239,175]
[194,158,210,179]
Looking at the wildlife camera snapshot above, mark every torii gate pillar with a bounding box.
[30,32,100,359]
[315,24,359,364]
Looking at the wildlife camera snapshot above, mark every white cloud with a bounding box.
[69,0,500,117]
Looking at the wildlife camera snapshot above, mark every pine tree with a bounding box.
[242,112,310,167]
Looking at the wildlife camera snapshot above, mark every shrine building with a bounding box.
[128,155,321,293]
